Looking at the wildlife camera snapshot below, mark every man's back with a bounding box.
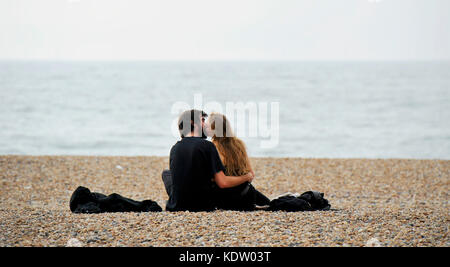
[166,137,225,211]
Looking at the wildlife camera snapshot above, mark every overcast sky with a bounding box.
[1,0,449,61]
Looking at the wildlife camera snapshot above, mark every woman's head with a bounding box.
[205,112,234,139]
[206,113,251,176]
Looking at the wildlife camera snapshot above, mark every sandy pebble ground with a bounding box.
[0,155,448,247]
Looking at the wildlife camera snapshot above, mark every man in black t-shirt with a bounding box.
[163,109,254,212]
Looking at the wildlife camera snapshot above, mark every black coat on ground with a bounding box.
[268,191,331,212]
[69,186,162,213]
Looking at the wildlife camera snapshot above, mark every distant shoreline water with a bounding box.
[1,60,449,159]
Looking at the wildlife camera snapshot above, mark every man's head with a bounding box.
[177,109,208,138]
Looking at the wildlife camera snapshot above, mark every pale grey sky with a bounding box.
[1,0,449,61]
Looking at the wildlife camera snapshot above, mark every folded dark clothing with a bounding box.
[268,191,331,212]
[69,186,162,213]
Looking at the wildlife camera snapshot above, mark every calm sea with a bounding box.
[0,61,449,159]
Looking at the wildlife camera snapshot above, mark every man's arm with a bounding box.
[214,171,254,189]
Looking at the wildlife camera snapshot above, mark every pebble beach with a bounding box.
[0,155,448,247]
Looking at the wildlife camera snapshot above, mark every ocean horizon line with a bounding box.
[1,58,450,63]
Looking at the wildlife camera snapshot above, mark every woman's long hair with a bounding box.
[209,112,251,176]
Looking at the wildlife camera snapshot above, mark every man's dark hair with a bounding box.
[178,109,208,138]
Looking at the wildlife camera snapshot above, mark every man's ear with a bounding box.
[188,120,195,135]
[192,121,199,134]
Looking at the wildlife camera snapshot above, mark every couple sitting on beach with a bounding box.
[162,109,270,212]
[69,109,331,213]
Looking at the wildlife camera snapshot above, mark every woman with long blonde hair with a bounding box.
[205,112,270,210]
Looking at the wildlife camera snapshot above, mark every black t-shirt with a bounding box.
[166,137,226,211]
